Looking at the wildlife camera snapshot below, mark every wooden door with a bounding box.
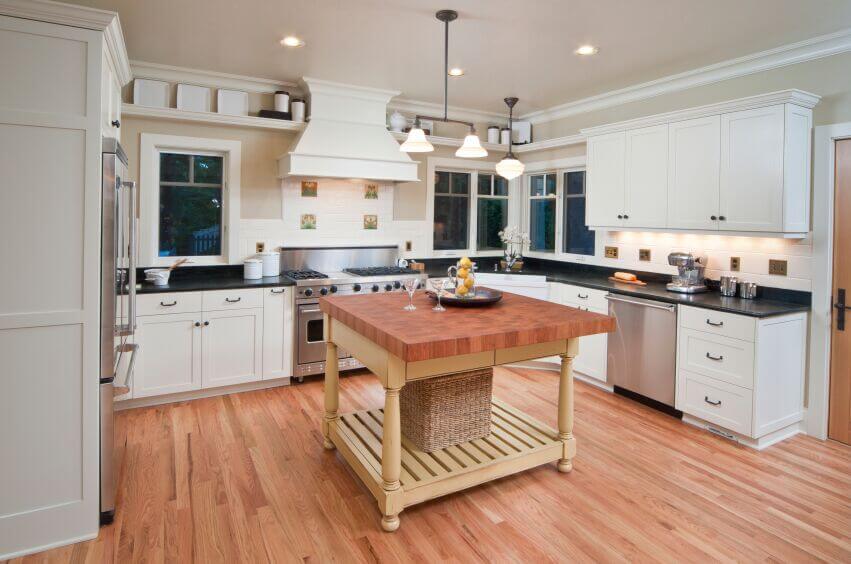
[624,124,668,229]
[203,308,263,389]
[585,131,626,227]
[719,105,785,232]
[134,313,202,397]
[667,115,721,230]
[829,138,851,444]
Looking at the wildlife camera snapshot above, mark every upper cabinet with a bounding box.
[583,90,818,237]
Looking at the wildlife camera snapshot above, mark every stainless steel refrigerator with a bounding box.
[100,138,138,524]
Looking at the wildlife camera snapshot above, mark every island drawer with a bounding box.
[679,305,755,342]
[680,370,753,435]
[202,289,263,311]
[560,284,608,311]
[137,292,203,315]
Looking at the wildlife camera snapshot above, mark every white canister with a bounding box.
[259,251,280,277]
[274,90,289,112]
[500,127,511,145]
[487,126,500,144]
[291,99,306,122]
[243,259,262,280]
[389,111,407,132]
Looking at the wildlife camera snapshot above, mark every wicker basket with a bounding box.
[400,368,493,452]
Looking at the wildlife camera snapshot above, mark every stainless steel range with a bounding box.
[282,246,427,381]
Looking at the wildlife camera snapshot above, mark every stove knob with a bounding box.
[330,285,338,293]
[319,287,329,296]
[393,281,401,289]
[353,284,361,292]
[371,284,379,292]
[304,288,313,297]
[384,283,393,292]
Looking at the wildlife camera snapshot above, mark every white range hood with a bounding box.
[277,78,419,182]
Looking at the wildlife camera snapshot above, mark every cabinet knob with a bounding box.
[617,214,623,219]
[203,321,210,326]
[623,214,629,219]
[710,215,718,221]
[111,119,120,128]
[194,322,201,327]
[718,215,726,221]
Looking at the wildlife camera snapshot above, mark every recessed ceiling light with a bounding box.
[280,36,305,48]
[575,45,598,56]
[448,67,465,77]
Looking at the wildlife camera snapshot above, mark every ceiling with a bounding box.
[71,0,851,115]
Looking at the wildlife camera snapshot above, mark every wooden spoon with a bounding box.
[167,258,189,271]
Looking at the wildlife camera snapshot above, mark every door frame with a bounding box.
[809,122,851,439]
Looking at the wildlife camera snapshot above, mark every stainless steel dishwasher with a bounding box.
[605,293,679,413]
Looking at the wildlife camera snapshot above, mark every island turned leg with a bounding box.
[380,386,402,532]
[557,339,579,473]
[322,341,339,450]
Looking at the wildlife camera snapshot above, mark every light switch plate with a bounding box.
[639,248,651,261]
[768,259,788,276]
[730,256,740,272]
[255,242,265,253]
[605,246,619,259]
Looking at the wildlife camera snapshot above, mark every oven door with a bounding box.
[297,303,349,365]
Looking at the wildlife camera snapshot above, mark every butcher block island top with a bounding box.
[319,290,615,362]
[318,290,615,532]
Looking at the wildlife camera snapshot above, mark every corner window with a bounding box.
[476,173,509,250]
[158,152,224,257]
[529,173,557,252]
[563,171,594,256]
[433,170,470,251]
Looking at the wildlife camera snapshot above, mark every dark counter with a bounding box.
[136,265,295,294]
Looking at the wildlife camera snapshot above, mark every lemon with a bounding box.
[457,267,469,279]
[455,285,469,296]
[459,257,473,269]
[463,277,474,288]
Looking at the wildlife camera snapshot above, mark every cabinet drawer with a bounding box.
[679,328,755,389]
[681,371,752,435]
[679,305,755,342]
[561,284,608,311]
[137,292,203,315]
[203,289,262,311]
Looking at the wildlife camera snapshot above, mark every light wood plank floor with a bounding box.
[7,367,851,563]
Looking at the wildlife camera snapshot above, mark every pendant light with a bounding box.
[496,97,525,180]
[399,10,486,159]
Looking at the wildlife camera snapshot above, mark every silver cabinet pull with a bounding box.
[705,352,724,361]
[225,297,242,303]
[704,396,722,406]
[160,300,177,307]
[706,319,724,327]
[270,288,285,294]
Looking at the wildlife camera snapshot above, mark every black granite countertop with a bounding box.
[136,265,295,294]
[418,257,810,318]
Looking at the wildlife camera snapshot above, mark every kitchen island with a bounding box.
[319,290,615,531]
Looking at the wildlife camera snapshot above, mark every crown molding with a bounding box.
[580,89,820,136]
[130,60,302,94]
[0,0,131,84]
[520,27,851,125]
[387,97,506,126]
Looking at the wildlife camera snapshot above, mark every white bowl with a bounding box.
[144,268,170,286]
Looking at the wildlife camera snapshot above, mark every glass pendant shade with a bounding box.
[496,156,524,180]
[455,132,487,158]
[399,127,434,153]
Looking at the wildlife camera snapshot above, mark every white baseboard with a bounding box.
[115,376,291,410]
[681,414,803,450]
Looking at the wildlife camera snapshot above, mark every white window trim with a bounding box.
[425,156,517,258]
[139,133,241,266]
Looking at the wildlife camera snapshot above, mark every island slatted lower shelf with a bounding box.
[329,398,563,508]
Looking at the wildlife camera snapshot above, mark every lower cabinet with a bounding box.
[134,312,203,397]
[553,283,609,384]
[202,308,263,389]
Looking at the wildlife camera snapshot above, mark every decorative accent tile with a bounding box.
[365,184,379,200]
[363,214,378,230]
[301,181,317,197]
[300,214,316,229]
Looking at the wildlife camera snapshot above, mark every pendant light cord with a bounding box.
[443,16,449,121]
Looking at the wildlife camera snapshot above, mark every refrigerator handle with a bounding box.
[113,343,139,396]
[117,180,137,336]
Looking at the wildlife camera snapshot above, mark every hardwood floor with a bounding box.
[7,367,851,563]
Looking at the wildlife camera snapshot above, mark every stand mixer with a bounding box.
[667,252,708,293]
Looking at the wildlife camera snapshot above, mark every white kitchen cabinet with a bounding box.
[133,312,203,397]
[667,115,721,230]
[585,131,626,227]
[263,287,294,381]
[558,284,609,385]
[624,124,668,228]
[474,273,549,299]
[202,308,263,389]
[101,50,123,140]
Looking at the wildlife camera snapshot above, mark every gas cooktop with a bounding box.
[344,266,417,277]
[282,269,329,280]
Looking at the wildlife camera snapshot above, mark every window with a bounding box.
[476,173,509,250]
[158,152,224,257]
[433,170,470,251]
[529,173,557,252]
[563,171,595,256]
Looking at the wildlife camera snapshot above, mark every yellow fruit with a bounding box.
[455,285,469,296]
[459,257,473,269]
[463,277,474,288]
[457,268,469,279]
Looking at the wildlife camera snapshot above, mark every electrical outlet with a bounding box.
[605,246,619,259]
[405,240,412,251]
[768,259,788,276]
[639,248,651,262]
[730,256,741,272]
[255,242,265,253]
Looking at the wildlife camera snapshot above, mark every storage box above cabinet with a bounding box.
[583,90,818,237]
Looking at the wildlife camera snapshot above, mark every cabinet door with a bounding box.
[719,105,785,232]
[624,124,668,228]
[203,308,263,389]
[262,287,293,380]
[573,306,608,383]
[667,116,720,230]
[586,131,626,227]
[134,313,202,397]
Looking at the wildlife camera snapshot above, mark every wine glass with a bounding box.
[429,278,446,312]
[402,278,419,311]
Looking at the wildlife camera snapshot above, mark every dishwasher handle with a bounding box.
[605,293,677,312]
